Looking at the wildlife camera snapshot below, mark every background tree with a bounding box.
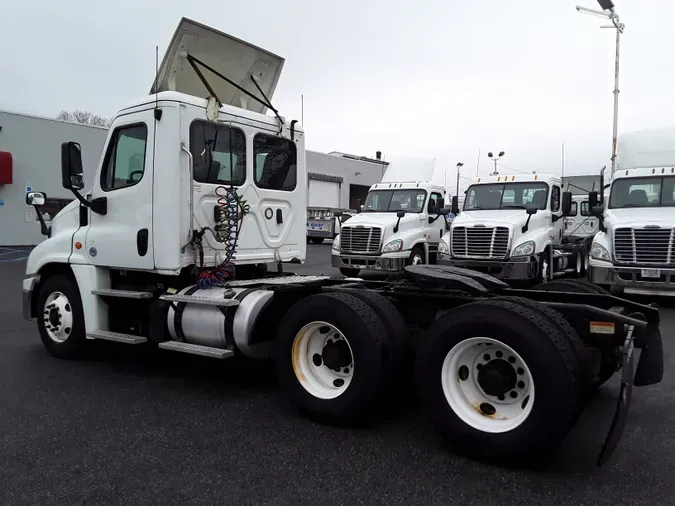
[57,109,112,127]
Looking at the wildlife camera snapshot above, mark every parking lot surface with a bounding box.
[1,243,674,505]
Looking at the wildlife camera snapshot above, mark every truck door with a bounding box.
[424,191,446,243]
[550,184,564,244]
[84,112,155,269]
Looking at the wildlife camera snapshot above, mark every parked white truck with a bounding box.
[19,18,664,468]
[331,159,449,276]
[589,127,675,296]
[438,174,592,284]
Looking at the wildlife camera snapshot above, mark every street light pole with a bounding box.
[456,162,464,198]
[576,0,625,176]
[487,151,505,175]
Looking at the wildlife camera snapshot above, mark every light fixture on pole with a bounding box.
[576,0,624,176]
[456,162,464,199]
[487,151,505,175]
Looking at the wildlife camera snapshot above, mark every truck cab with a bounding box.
[438,173,583,284]
[331,179,449,277]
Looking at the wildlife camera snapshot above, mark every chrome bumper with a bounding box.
[331,253,407,272]
[22,276,40,320]
[590,264,675,296]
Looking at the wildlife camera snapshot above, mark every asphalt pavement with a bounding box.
[1,243,674,505]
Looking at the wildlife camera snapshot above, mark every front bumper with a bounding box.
[437,254,539,280]
[590,263,675,296]
[22,275,40,320]
[331,252,408,272]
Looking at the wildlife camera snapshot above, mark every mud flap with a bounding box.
[597,329,635,467]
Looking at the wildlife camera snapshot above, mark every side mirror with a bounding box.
[591,204,605,216]
[439,207,452,216]
[561,191,572,215]
[358,205,363,213]
[396,210,406,218]
[451,195,459,215]
[589,191,599,210]
[26,191,46,206]
[61,141,84,190]
[427,201,438,214]
[526,205,538,215]
[334,211,343,218]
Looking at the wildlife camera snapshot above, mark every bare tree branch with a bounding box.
[57,109,112,127]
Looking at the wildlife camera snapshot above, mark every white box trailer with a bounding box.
[0,110,108,246]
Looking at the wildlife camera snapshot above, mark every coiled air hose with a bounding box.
[197,184,250,288]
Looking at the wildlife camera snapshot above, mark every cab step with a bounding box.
[87,330,148,344]
[158,341,234,359]
[91,288,154,299]
[160,293,240,307]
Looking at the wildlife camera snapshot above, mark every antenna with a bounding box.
[475,149,481,176]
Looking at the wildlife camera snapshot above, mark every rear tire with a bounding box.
[275,292,393,426]
[36,274,88,359]
[530,279,617,387]
[415,298,581,467]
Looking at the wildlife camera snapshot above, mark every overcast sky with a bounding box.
[1,0,673,183]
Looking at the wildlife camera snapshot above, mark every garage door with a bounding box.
[308,179,340,208]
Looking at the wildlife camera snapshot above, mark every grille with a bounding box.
[452,226,510,259]
[613,227,674,265]
[340,226,382,254]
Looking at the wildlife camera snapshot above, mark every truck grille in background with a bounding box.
[452,226,510,259]
[340,226,382,254]
[613,227,674,265]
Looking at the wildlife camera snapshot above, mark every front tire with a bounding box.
[415,298,581,467]
[310,237,324,244]
[409,246,425,266]
[36,274,87,359]
[275,292,393,426]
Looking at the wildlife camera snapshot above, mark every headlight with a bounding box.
[383,239,403,252]
[438,240,449,254]
[512,241,535,257]
[591,243,610,261]
[332,235,340,253]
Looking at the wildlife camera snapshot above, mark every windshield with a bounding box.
[609,176,675,209]
[463,182,549,211]
[362,189,427,213]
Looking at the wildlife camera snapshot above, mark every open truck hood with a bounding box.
[151,17,285,115]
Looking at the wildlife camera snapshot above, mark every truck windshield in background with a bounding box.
[463,182,549,211]
[609,176,675,209]
[362,189,427,213]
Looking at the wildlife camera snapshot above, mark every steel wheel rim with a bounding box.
[441,337,535,433]
[412,253,424,265]
[43,291,74,343]
[291,321,354,400]
[576,253,582,274]
[541,259,549,283]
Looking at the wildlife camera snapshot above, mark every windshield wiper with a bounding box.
[466,206,485,210]
[502,205,526,209]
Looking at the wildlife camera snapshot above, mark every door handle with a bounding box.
[276,209,283,224]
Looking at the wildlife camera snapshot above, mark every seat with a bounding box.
[628,189,648,206]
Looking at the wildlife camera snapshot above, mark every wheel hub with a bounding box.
[42,291,73,343]
[321,339,352,372]
[477,359,517,397]
[47,306,62,329]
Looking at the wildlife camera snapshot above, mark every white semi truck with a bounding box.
[438,174,592,284]
[330,160,449,277]
[20,18,663,468]
[589,127,675,296]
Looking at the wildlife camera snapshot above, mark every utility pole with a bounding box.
[576,0,625,176]
[487,151,505,175]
